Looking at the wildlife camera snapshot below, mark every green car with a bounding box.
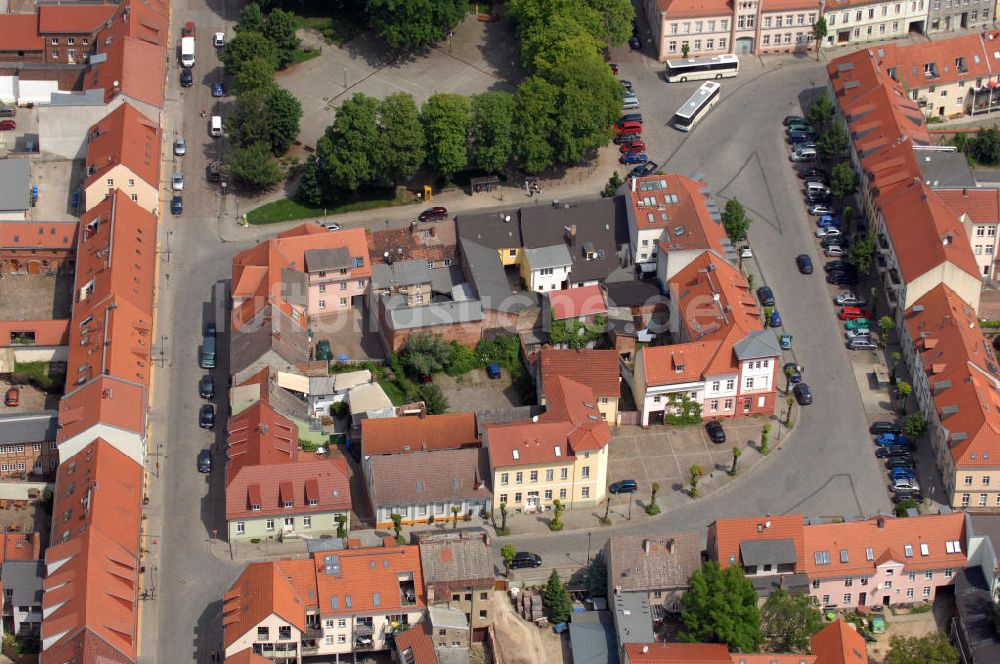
[316,339,331,361]
[844,318,871,330]
[785,123,812,134]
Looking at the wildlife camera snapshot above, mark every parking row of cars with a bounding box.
[614,65,659,179]
[785,114,818,162]
[870,421,922,503]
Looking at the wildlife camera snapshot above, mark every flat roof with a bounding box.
[0,160,31,211]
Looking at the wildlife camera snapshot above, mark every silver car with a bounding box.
[848,337,877,350]
[825,245,846,258]
[174,137,186,156]
[845,329,871,340]
[171,173,184,191]
[835,293,868,307]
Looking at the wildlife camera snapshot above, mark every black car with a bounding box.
[827,272,859,285]
[509,552,542,569]
[171,195,183,215]
[705,420,726,444]
[180,68,193,87]
[199,404,215,429]
[807,192,832,205]
[197,449,212,473]
[793,383,813,405]
[609,479,639,494]
[757,286,775,307]
[418,206,448,222]
[825,260,853,273]
[892,490,923,504]
[199,374,215,399]
[629,36,642,50]
[784,115,808,126]
[796,254,813,274]
[886,457,915,470]
[875,445,911,458]
[870,421,902,435]
[799,167,827,180]
[614,132,641,145]
[621,113,643,124]
[628,161,658,178]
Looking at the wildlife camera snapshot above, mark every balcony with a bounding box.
[301,641,319,655]
[399,581,417,606]
[305,626,323,639]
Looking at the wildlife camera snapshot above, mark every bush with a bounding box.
[475,336,521,369]
[446,343,478,376]
[417,383,449,414]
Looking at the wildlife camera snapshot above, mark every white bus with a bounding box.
[672,81,721,132]
[665,54,739,83]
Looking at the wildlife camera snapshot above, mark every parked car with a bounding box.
[848,337,878,350]
[890,466,916,480]
[0,106,16,118]
[213,31,225,47]
[784,115,808,126]
[619,80,634,92]
[769,310,783,327]
[784,362,803,385]
[875,445,911,458]
[816,214,841,227]
[0,120,15,131]
[815,227,842,238]
[876,432,910,446]
[788,130,817,143]
[740,245,753,258]
[793,383,813,405]
[199,404,215,429]
[628,162,658,178]
[892,489,923,504]
[316,339,332,361]
[614,132,641,145]
[796,254,813,274]
[174,137,186,156]
[838,306,872,320]
[620,141,647,154]
[197,449,212,473]
[180,69,193,87]
[790,149,817,162]
[610,63,620,74]
[199,374,215,399]
[212,81,225,97]
[705,420,726,444]
[757,286,775,306]
[609,479,639,494]
[807,192,832,205]
[172,173,184,191]
[844,329,872,340]
[3,387,18,407]
[825,245,847,257]
[621,113,643,124]
[836,293,868,307]
[887,457,915,470]
[324,222,341,231]
[844,318,871,330]
[629,36,642,49]
[821,235,845,248]
[171,195,183,215]
[418,206,448,222]
[486,363,502,379]
[828,272,859,285]
[510,552,543,569]
[614,120,642,134]
[785,122,812,134]
[809,204,834,216]
[870,421,902,435]
[891,478,920,493]
[801,168,828,181]
[620,152,649,165]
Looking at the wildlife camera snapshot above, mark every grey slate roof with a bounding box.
[740,538,797,566]
[230,304,309,378]
[1,560,44,608]
[456,210,522,249]
[606,533,702,593]
[569,612,619,664]
[371,260,431,290]
[419,535,494,589]
[604,280,666,308]
[523,245,572,271]
[750,572,810,597]
[457,237,540,313]
[366,448,491,509]
[382,295,484,330]
[304,247,352,272]
[733,329,783,360]
[953,567,1000,664]
[917,150,976,189]
[612,590,655,645]
[430,265,465,296]
[0,412,58,444]
[0,159,30,212]
[280,268,308,307]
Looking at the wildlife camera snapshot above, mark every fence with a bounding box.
[618,410,641,426]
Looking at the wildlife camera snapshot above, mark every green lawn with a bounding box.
[379,379,408,406]
[247,189,412,225]
[13,361,65,393]
[288,48,320,66]
[292,12,366,46]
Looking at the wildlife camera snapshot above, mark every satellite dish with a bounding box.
[765,520,771,529]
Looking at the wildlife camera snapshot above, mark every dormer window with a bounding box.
[251,503,261,512]
[283,499,293,508]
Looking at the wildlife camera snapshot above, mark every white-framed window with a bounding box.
[923,586,931,597]
[236,522,245,534]
[284,516,295,527]
[318,300,326,309]
[582,466,590,479]
[581,487,590,498]
[560,468,568,480]
[500,472,509,485]
[337,634,347,644]
[559,488,567,499]
[303,515,312,528]
[906,588,914,598]
[266,518,275,531]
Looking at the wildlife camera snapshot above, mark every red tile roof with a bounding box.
[539,347,621,399]
[760,0,819,10]
[871,33,993,91]
[625,174,729,255]
[313,544,425,616]
[0,15,43,51]
[656,0,733,18]
[225,650,273,664]
[623,642,731,663]
[85,103,161,192]
[905,285,1000,467]
[223,562,307,648]
[548,285,608,320]
[879,180,980,284]
[368,219,457,265]
[642,339,723,384]
[0,221,77,251]
[0,320,69,348]
[1,532,40,563]
[87,0,169,108]
[937,187,1000,224]
[393,621,437,664]
[731,656,816,664]
[487,375,610,468]
[38,4,116,34]
[57,376,147,446]
[710,515,806,571]
[232,225,371,333]
[362,412,479,455]
[810,620,869,664]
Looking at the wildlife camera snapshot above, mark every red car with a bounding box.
[0,120,14,131]
[182,21,195,37]
[418,206,448,222]
[4,387,18,407]
[614,120,642,135]
[609,63,620,75]
[619,141,646,154]
[838,307,873,320]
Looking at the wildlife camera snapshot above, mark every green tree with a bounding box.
[830,162,858,201]
[227,86,302,155]
[316,93,380,192]
[470,91,516,173]
[265,87,303,154]
[373,93,426,184]
[220,31,279,78]
[542,570,573,624]
[586,0,635,45]
[235,56,278,94]
[729,446,742,476]
[885,633,959,664]
[335,513,349,538]
[722,197,751,241]
[807,93,834,132]
[263,8,301,69]
[446,343,477,376]
[451,505,461,528]
[401,331,454,375]
[548,57,622,165]
[896,380,913,413]
[417,383,449,414]
[760,588,823,652]
[688,464,704,498]
[235,2,264,33]
[680,561,763,652]
[812,17,828,60]
[497,502,509,534]
[818,122,847,161]
[584,555,607,597]
[890,350,902,384]
[646,481,661,515]
[297,155,324,205]
[390,512,404,541]
[894,498,921,516]
[501,544,517,568]
[518,14,603,77]
[513,76,559,173]
[760,423,771,455]
[849,233,876,275]
[878,315,895,348]
[549,499,565,531]
[970,127,1000,165]
[422,93,471,178]
[225,142,284,191]
[602,170,623,197]
[367,0,467,50]
[904,411,928,439]
[682,42,690,58]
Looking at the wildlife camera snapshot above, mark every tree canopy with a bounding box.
[367,0,467,50]
[513,77,559,173]
[225,141,284,192]
[470,92,516,174]
[221,30,279,77]
[373,92,427,184]
[401,332,454,376]
[542,570,574,624]
[760,588,823,653]
[722,198,751,241]
[421,93,471,178]
[680,562,763,652]
[885,633,959,664]
[316,93,381,192]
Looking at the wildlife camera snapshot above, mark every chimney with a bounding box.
[643,539,652,554]
[877,516,886,528]
[964,188,968,197]
[668,538,676,554]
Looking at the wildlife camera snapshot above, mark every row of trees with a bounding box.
[220,3,304,191]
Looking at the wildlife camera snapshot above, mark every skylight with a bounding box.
[866,547,874,561]
[512,449,519,460]
[920,543,929,556]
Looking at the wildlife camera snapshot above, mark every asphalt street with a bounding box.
[139,12,893,663]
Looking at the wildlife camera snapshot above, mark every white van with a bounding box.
[805,181,830,195]
[180,36,195,68]
[210,115,222,137]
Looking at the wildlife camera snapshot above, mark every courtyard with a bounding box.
[0,273,73,321]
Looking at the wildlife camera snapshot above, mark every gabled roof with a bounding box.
[0,221,77,251]
[86,0,169,108]
[85,103,161,191]
[38,4,116,34]
[313,543,425,616]
[671,251,762,341]
[539,347,621,398]
[626,174,729,256]
[710,515,806,571]
[810,620,869,664]
[655,0,733,19]
[366,447,491,509]
[223,562,307,647]
[418,534,494,594]
[368,219,458,266]
[57,376,147,445]
[905,284,1000,467]
[548,285,608,320]
[0,15,43,51]
[622,642,731,663]
[641,340,723,384]
[873,33,993,91]
[225,649,273,664]
[937,187,1000,224]
[361,413,479,455]
[226,401,300,473]
[606,533,703,592]
[393,621,437,664]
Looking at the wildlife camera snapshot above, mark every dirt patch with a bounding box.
[435,371,527,412]
[0,273,73,321]
[867,609,942,659]
[490,593,567,664]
